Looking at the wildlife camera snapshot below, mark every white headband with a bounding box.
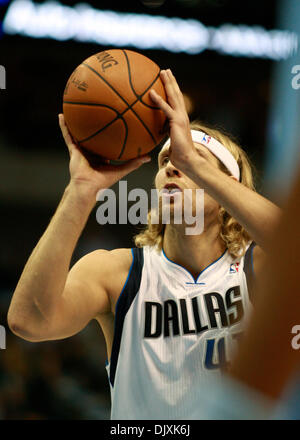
[163,130,240,181]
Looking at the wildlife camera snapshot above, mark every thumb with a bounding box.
[59,113,77,157]
[114,155,151,179]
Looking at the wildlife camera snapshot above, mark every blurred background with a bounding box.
[0,0,300,419]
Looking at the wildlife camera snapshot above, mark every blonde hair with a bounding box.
[134,121,258,259]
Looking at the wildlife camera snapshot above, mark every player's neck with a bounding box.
[162,223,226,280]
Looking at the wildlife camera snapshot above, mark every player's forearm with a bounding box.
[186,157,281,250]
[8,182,96,335]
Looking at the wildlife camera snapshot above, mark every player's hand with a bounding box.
[58,114,151,194]
[149,69,201,173]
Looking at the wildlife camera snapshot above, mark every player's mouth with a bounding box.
[161,183,182,196]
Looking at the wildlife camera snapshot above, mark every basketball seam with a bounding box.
[82,62,129,108]
[63,98,157,155]
[63,101,128,157]
[82,61,157,158]
[63,101,132,155]
[122,49,161,110]
[63,101,120,108]
[82,115,128,159]
[64,102,121,143]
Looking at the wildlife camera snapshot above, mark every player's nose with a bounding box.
[165,161,181,178]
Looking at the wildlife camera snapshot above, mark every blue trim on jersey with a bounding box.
[108,247,144,388]
[243,241,256,304]
[162,247,227,283]
[114,248,135,315]
[250,244,256,279]
[195,250,227,280]
[105,249,134,369]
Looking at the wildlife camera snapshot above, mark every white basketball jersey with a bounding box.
[105,242,256,420]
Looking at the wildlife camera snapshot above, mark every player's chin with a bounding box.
[161,199,185,218]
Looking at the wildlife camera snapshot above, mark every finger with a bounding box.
[58,114,77,155]
[149,89,174,120]
[59,114,76,148]
[159,70,179,108]
[117,155,152,178]
[167,69,180,93]
[96,155,151,180]
[58,113,73,149]
[166,69,186,108]
[161,69,184,109]
[80,148,110,167]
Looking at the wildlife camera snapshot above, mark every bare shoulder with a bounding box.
[73,247,133,312]
[73,248,133,359]
[93,247,133,279]
[71,247,132,276]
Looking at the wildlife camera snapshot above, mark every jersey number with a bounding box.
[204,332,243,370]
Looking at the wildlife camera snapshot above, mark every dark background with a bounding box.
[0,0,297,419]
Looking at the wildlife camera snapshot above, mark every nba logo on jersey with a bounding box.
[230,262,239,273]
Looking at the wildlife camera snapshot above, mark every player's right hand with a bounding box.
[58,113,151,194]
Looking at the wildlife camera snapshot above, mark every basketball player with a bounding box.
[7,69,281,419]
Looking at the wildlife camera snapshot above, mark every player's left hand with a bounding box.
[149,69,199,172]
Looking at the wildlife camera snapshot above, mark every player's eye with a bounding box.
[161,156,169,165]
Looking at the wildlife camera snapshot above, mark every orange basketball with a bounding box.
[63,49,167,161]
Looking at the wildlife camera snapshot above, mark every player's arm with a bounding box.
[7,115,149,341]
[7,182,95,341]
[52,248,132,340]
[188,172,281,253]
[11,248,131,342]
[150,70,281,252]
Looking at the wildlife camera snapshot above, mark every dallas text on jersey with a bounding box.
[144,286,243,338]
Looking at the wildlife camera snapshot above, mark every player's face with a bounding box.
[154,143,222,225]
